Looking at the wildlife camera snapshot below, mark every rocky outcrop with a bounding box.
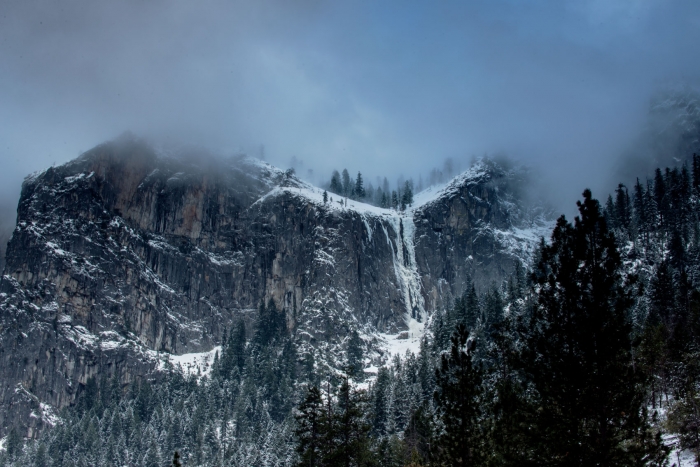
[0,137,553,438]
[413,160,552,311]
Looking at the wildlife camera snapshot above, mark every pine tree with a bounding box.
[680,164,692,233]
[391,191,399,210]
[366,182,374,203]
[645,178,658,237]
[604,194,617,229]
[4,427,23,461]
[254,299,285,346]
[402,180,413,208]
[483,286,504,330]
[295,386,326,467]
[371,368,392,436]
[403,405,434,465]
[654,168,667,229]
[325,376,375,467]
[342,169,351,197]
[434,324,486,465]
[615,183,632,232]
[523,189,667,465]
[355,172,365,199]
[172,450,182,467]
[330,171,343,194]
[633,178,648,248]
[693,153,700,195]
[323,190,328,204]
[666,291,700,464]
[464,282,480,330]
[346,330,364,379]
[485,311,532,466]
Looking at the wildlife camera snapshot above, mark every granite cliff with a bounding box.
[0,137,552,438]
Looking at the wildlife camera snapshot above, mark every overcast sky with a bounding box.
[1,0,700,218]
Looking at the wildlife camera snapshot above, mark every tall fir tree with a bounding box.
[434,324,487,466]
[295,386,326,467]
[522,189,667,465]
[693,153,700,195]
[330,170,343,194]
[355,172,365,199]
[401,180,413,208]
[654,168,667,230]
[325,377,376,467]
[633,178,648,248]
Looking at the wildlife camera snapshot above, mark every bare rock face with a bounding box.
[413,161,552,312]
[0,137,553,437]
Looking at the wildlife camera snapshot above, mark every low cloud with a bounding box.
[1,0,699,224]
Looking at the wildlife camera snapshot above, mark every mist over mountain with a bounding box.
[3,1,700,465]
[613,87,700,181]
[2,127,700,465]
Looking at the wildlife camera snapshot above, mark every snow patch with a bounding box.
[161,346,221,378]
[379,318,425,359]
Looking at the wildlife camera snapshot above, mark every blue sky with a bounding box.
[1,0,699,216]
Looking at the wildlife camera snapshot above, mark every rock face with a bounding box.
[413,161,552,311]
[0,137,553,437]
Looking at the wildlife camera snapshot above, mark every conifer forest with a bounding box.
[3,2,700,466]
[3,152,700,466]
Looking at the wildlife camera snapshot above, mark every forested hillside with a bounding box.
[4,152,700,466]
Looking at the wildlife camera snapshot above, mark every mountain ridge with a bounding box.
[0,136,554,438]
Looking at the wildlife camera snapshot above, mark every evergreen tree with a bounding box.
[355,172,365,199]
[330,171,343,195]
[295,386,326,467]
[633,178,648,247]
[325,377,375,467]
[485,312,532,466]
[365,183,375,203]
[401,180,413,208]
[323,190,328,204]
[464,282,480,330]
[402,405,434,465]
[342,169,351,197]
[693,153,700,195]
[615,183,632,232]
[221,319,246,377]
[523,189,667,465]
[604,194,617,228]
[375,187,384,207]
[172,450,182,467]
[4,427,23,461]
[483,286,504,330]
[645,178,659,236]
[371,368,392,436]
[254,299,285,346]
[679,164,692,233]
[654,168,667,229]
[649,260,676,328]
[346,331,364,379]
[434,324,486,465]
[666,291,700,464]
[391,191,399,210]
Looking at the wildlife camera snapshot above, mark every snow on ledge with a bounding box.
[160,346,221,378]
[379,318,425,359]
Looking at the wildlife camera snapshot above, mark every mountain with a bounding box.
[0,136,553,439]
[615,87,700,184]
